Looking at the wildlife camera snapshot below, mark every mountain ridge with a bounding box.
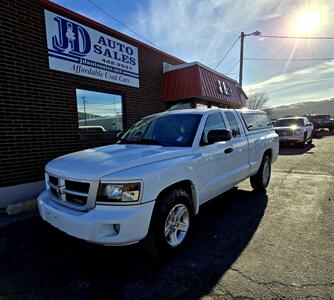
[268,98,334,119]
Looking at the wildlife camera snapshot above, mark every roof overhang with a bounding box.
[162,62,247,108]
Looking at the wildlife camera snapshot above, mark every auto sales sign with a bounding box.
[44,10,139,88]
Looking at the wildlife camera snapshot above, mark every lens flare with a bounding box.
[295,10,320,35]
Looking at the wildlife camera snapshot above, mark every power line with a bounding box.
[87,0,163,50]
[207,0,239,39]
[245,57,334,61]
[225,60,240,74]
[214,36,240,69]
[260,34,334,40]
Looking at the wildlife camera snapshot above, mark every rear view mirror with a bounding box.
[207,129,232,144]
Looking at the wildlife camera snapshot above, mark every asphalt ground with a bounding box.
[0,131,333,299]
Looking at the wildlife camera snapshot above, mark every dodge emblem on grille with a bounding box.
[56,185,65,200]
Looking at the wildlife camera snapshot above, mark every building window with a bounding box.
[168,102,192,111]
[76,89,123,133]
[196,103,208,109]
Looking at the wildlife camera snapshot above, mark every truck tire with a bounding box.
[143,189,192,259]
[298,133,307,148]
[250,154,271,191]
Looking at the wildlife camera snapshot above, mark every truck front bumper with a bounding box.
[279,135,304,144]
[38,191,155,246]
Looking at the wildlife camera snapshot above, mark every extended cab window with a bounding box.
[201,113,226,145]
[242,112,272,131]
[225,111,241,137]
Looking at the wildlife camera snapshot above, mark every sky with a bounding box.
[53,0,334,107]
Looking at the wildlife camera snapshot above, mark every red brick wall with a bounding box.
[0,0,184,187]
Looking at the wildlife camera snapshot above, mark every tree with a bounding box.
[246,88,269,110]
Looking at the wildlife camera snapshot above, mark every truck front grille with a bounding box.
[48,175,90,206]
[275,129,294,136]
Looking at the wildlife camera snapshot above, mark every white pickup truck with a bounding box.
[38,108,279,257]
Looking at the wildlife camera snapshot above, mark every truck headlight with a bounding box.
[97,182,141,204]
[294,129,303,135]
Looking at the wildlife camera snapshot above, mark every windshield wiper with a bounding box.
[117,138,167,146]
[117,139,138,144]
[137,138,167,146]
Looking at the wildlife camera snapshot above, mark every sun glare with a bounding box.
[295,10,320,35]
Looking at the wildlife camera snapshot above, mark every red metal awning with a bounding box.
[161,62,247,108]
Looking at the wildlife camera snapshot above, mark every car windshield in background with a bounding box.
[118,114,202,147]
[275,119,304,127]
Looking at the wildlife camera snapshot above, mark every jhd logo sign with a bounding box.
[44,10,139,88]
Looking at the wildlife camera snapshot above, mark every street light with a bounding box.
[239,31,261,87]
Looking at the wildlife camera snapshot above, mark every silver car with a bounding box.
[274,117,313,147]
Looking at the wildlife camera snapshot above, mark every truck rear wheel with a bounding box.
[250,154,271,191]
[143,189,192,259]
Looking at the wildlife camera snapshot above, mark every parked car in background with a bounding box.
[274,117,313,147]
[38,109,278,258]
[305,114,334,131]
[79,125,106,133]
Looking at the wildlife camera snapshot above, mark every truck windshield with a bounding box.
[275,119,304,127]
[118,114,202,147]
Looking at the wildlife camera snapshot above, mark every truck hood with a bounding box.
[46,144,192,180]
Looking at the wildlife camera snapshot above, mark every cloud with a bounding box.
[134,0,286,67]
[245,60,334,105]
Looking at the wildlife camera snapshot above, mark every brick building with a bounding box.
[0,0,246,206]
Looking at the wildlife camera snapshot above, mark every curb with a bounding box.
[5,199,38,216]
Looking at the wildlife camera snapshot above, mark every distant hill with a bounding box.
[268,98,334,119]
[78,112,102,120]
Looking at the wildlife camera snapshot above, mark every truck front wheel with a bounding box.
[143,189,192,259]
[250,154,271,191]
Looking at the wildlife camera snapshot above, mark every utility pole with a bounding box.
[82,96,87,125]
[239,32,245,87]
[239,31,261,88]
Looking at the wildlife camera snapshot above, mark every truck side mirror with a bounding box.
[207,129,232,144]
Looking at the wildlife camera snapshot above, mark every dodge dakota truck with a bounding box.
[38,108,279,257]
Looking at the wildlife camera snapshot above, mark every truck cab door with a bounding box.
[223,111,250,184]
[196,112,235,204]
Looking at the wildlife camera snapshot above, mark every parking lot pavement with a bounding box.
[0,133,333,299]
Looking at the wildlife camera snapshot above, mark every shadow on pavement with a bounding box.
[279,143,314,156]
[0,188,267,299]
[314,129,334,139]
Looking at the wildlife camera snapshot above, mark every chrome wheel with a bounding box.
[164,204,190,247]
[262,159,271,186]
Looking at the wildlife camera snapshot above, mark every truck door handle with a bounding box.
[224,147,233,154]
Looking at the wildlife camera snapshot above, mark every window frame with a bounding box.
[224,111,242,138]
[200,112,227,146]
